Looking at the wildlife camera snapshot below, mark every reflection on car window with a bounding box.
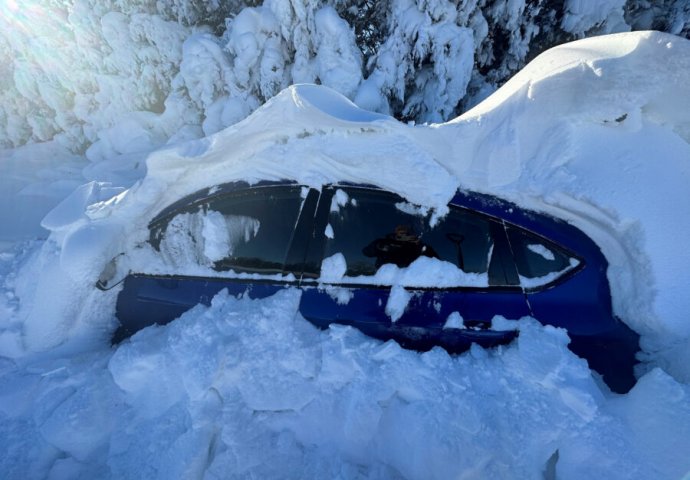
[362,224,438,269]
[151,187,303,274]
[506,225,576,285]
[323,188,496,283]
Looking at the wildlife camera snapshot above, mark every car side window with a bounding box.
[505,225,579,288]
[150,186,304,274]
[321,188,500,287]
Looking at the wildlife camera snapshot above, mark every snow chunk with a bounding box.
[328,256,488,288]
[385,285,411,323]
[491,315,520,332]
[324,223,334,239]
[443,312,465,330]
[329,188,349,213]
[320,253,347,283]
[41,182,125,232]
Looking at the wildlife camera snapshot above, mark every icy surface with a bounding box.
[1,31,690,479]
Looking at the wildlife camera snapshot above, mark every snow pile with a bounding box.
[2,289,689,479]
[440,31,690,380]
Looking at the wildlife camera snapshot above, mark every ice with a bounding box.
[157,210,260,268]
[159,212,208,267]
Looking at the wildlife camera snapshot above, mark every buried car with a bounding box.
[101,180,640,393]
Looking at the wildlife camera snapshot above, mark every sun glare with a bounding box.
[1,0,69,34]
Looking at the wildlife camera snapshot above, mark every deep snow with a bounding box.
[1,31,690,479]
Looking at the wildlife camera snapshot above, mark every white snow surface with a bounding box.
[2,31,690,478]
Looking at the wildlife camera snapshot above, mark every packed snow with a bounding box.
[1,31,690,479]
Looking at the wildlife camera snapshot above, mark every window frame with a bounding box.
[304,185,524,292]
[147,183,318,278]
[503,222,585,292]
[142,182,584,292]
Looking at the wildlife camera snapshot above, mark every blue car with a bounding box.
[104,181,639,392]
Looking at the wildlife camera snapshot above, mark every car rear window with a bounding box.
[505,225,579,287]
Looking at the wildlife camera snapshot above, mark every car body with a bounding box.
[103,180,639,392]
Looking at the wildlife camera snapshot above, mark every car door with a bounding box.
[115,183,319,338]
[297,186,531,353]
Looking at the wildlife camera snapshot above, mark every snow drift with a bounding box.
[441,31,690,380]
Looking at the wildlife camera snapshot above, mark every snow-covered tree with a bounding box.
[1,0,689,159]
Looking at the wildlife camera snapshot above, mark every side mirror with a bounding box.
[96,254,129,290]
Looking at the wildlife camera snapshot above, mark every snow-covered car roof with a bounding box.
[39,32,690,384]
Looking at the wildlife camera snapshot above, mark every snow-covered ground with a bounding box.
[1,31,690,479]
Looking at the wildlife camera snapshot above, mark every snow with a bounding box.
[385,285,412,322]
[327,256,489,288]
[1,289,688,479]
[443,311,465,330]
[561,0,628,37]
[443,31,690,381]
[2,31,690,478]
[319,253,348,283]
[519,258,581,290]
[527,242,556,261]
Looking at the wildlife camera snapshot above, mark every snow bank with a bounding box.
[441,31,690,380]
[2,288,688,479]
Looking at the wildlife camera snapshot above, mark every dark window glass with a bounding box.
[322,188,496,283]
[151,187,303,274]
[506,226,574,281]
[423,207,493,274]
